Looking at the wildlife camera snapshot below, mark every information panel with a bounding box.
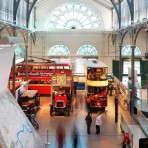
[0,89,44,148]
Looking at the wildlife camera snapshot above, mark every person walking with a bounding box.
[109,83,113,96]
[56,123,66,148]
[72,125,79,148]
[95,111,102,134]
[50,104,53,116]
[85,112,92,134]
[107,81,113,96]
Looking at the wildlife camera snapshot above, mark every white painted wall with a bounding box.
[33,31,104,55]
[29,29,147,73]
[29,30,116,74]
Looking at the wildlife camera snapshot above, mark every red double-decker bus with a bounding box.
[85,60,108,112]
[15,62,71,95]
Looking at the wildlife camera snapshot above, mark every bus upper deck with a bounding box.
[15,62,72,95]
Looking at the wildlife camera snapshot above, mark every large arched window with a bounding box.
[44,1,102,30]
[49,44,70,55]
[122,44,142,88]
[75,45,98,74]
[122,45,142,56]
[77,45,98,55]
[15,44,26,64]
[15,44,26,57]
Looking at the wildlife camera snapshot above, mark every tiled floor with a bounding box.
[36,92,146,148]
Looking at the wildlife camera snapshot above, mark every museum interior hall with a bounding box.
[0,0,148,148]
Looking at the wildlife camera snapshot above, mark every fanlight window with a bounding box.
[77,45,98,55]
[122,45,141,56]
[49,45,70,55]
[44,1,102,30]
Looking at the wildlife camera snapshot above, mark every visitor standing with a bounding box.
[85,112,92,134]
[95,111,102,134]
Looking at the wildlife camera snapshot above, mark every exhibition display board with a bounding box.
[0,45,44,147]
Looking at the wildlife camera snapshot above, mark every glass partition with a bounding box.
[133,78,148,136]
[134,108,148,136]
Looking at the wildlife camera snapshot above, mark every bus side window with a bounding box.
[40,81,44,84]
[34,81,38,84]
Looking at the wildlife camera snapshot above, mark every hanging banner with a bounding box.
[0,46,15,89]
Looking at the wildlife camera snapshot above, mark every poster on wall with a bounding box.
[52,76,57,84]
[73,76,79,82]
[78,77,86,82]
[66,76,72,84]
[57,74,66,85]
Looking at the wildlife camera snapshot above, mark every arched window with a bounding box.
[122,45,142,56]
[15,44,26,56]
[44,1,102,30]
[77,45,98,55]
[49,44,70,55]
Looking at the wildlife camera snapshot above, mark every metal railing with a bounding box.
[134,108,148,136]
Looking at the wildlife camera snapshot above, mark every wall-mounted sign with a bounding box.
[57,74,66,85]
[73,76,79,82]
[78,77,86,82]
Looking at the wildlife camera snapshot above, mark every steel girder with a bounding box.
[126,0,134,24]
[110,0,121,28]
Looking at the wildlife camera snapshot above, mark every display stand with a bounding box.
[114,77,130,111]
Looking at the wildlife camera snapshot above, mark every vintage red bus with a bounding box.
[85,60,108,112]
[15,62,72,95]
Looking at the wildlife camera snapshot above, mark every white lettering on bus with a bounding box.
[18,72,53,77]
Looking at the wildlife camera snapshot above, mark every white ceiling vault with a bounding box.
[92,0,113,9]
[92,0,122,9]
[35,0,120,10]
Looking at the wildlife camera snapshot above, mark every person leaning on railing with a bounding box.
[121,130,131,148]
